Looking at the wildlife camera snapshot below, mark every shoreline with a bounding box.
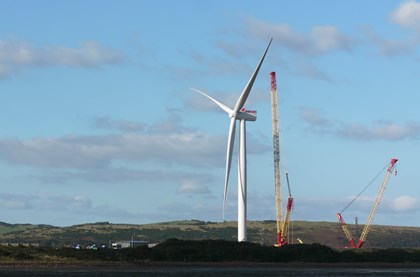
[1,261,420,271]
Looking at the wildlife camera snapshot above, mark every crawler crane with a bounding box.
[337,158,398,248]
[270,72,294,247]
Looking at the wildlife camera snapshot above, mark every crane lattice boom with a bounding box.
[337,158,398,248]
[270,72,293,247]
[357,158,398,248]
[270,72,282,240]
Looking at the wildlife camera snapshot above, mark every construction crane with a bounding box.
[337,158,398,248]
[270,72,294,247]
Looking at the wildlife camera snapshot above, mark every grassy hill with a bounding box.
[0,222,39,235]
[0,220,419,249]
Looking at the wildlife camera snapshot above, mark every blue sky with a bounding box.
[0,0,419,228]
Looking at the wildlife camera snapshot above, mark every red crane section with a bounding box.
[337,212,356,248]
[278,194,294,246]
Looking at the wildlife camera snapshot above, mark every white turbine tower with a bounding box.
[191,39,272,242]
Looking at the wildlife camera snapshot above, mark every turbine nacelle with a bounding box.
[235,108,257,121]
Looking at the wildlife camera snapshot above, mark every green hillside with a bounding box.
[0,220,419,249]
[0,222,37,235]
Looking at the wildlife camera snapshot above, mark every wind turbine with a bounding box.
[191,39,272,242]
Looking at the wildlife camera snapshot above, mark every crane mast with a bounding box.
[270,72,293,247]
[270,72,282,244]
[337,158,398,248]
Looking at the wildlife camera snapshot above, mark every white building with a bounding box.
[111,240,149,249]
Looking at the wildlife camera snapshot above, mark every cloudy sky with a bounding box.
[0,0,419,228]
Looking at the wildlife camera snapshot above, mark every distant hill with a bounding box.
[0,220,419,249]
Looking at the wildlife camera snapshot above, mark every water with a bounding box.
[1,265,420,277]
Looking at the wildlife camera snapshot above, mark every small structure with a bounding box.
[111,240,149,249]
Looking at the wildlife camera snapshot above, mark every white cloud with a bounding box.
[33,167,215,186]
[0,116,267,185]
[359,1,420,58]
[3,200,31,209]
[311,26,354,53]
[93,116,146,133]
[294,60,332,82]
[0,130,225,169]
[244,17,358,56]
[177,180,211,195]
[361,26,416,57]
[299,107,333,128]
[375,39,413,57]
[0,192,87,211]
[0,192,132,220]
[300,107,420,141]
[338,122,420,141]
[392,195,419,211]
[0,39,124,78]
[0,193,33,209]
[391,0,420,30]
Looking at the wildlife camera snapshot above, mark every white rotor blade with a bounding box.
[233,38,272,113]
[190,88,232,114]
[223,117,236,220]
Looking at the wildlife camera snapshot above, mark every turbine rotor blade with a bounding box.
[223,117,236,220]
[233,38,272,113]
[190,88,233,114]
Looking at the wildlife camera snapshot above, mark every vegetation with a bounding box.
[0,239,420,264]
[0,220,420,249]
